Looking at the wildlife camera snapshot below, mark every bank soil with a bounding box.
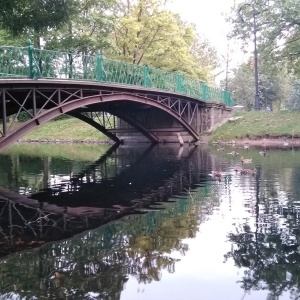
[17,136,300,148]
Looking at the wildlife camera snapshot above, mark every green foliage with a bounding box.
[258,73,281,110]
[109,0,217,82]
[228,0,300,76]
[0,0,218,84]
[45,0,117,55]
[23,118,109,140]
[0,29,27,46]
[17,111,31,122]
[225,61,289,110]
[226,0,300,110]
[189,36,219,82]
[225,63,255,110]
[0,0,72,36]
[285,79,300,110]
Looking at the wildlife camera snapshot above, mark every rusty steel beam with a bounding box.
[68,111,121,144]
[1,90,6,136]
[0,79,234,149]
[112,110,159,143]
[0,93,200,150]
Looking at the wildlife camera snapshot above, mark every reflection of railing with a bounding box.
[0,41,234,106]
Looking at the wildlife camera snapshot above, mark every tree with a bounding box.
[228,0,300,76]
[0,0,218,83]
[109,0,217,82]
[0,0,72,42]
[0,29,27,46]
[257,73,281,110]
[286,78,300,111]
[45,0,117,55]
[225,61,283,110]
[189,35,219,83]
[225,62,255,110]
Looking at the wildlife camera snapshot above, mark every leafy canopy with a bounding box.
[0,0,219,83]
[228,0,300,76]
[45,0,117,54]
[110,0,218,82]
[0,0,72,35]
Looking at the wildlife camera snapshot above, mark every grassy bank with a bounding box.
[14,111,300,143]
[209,111,300,142]
[22,118,109,141]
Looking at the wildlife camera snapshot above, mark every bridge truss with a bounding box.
[0,79,222,148]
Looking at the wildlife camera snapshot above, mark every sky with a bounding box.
[169,0,246,83]
[170,0,235,55]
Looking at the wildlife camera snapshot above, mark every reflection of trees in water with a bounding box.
[225,227,300,299]
[224,165,300,299]
[0,182,221,299]
[0,153,92,195]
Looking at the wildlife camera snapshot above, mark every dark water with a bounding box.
[0,143,300,299]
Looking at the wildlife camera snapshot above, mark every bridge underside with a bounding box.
[0,80,232,149]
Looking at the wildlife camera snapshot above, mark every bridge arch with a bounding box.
[0,93,199,149]
[69,109,160,144]
[67,111,121,144]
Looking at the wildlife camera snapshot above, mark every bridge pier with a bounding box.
[208,103,232,128]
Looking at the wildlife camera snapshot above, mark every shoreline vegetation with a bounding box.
[208,111,300,147]
[12,111,300,148]
[18,118,111,144]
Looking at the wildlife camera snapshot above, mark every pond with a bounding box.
[0,142,299,300]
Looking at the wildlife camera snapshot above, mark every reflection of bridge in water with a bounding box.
[0,144,216,257]
[0,173,221,299]
[0,144,223,299]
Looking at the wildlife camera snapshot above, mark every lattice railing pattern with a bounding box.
[0,41,234,106]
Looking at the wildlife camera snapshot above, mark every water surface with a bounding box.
[0,143,299,300]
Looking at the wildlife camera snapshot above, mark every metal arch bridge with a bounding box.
[0,42,234,149]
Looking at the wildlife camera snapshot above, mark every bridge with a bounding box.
[0,41,233,149]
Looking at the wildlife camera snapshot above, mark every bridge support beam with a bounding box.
[1,90,7,136]
[113,103,232,144]
[0,81,232,149]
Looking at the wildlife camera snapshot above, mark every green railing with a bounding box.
[0,41,234,106]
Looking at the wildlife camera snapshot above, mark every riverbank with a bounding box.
[14,111,300,147]
[211,137,300,148]
[18,138,112,145]
[21,118,109,141]
[208,110,300,146]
